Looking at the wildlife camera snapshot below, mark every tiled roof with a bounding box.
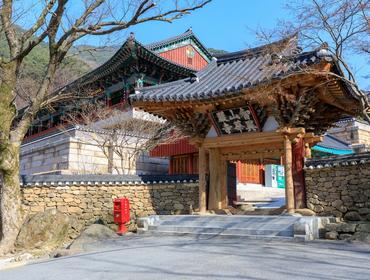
[305,152,370,169]
[146,28,213,59]
[312,133,354,155]
[56,35,196,94]
[21,174,199,186]
[131,36,339,103]
[316,134,352,151]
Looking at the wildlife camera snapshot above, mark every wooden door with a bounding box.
[227,162,237,205]
[236,161,263,184]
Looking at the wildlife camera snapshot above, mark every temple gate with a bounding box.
[131,36,361,214]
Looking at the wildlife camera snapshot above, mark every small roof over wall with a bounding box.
[313,133,354,155]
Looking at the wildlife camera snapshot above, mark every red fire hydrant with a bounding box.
[113,198,130,235]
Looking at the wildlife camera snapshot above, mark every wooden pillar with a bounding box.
[293,138,307,209]
[198,146,207,214]
[284,135,295,213]
[220,158,228,209]
[208,148,221,210]
[304,143,312,158]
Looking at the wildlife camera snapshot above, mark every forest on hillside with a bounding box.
[0,28,226,108]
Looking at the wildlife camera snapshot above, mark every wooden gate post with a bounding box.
[209,148,221,210]
[198,145,207,213]
[220,158,228,209]
[284,135,295,213]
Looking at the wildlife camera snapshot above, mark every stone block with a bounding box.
[174,203,184,210]
[359,208,370,215]
[68,207,82,214]
[336,223,357,233]
[356,223,370,233]
[344,211,361,221]
[30,205,44,212]
[352,232,370,242]
[325,231,338,240]
[313,205,324,212]
[338,233,353,241]
[331,200,343,209]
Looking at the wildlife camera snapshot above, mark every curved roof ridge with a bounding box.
[146,28,193,50]
[216,35,300,63]
[146,28,213,60]
[134,39,196,73]
[56,35,197,94]
[134,58,218,93]
[130,37,358,108]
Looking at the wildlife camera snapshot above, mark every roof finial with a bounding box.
[129,32,135,40]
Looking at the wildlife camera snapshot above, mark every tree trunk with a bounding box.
[0,143,22,255]
[0,62,22,255]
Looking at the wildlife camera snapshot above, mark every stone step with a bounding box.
[156,215,300,222]
[157,220,296,228]
[148,225,294,237]
[138,229,300,242]
[137,215,330,242]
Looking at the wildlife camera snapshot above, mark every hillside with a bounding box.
[0,37,92,84]
[0,33,226,88]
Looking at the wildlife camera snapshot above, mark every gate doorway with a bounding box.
[227,162,237,206]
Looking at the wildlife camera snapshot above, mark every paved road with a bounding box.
[1,235,370,280]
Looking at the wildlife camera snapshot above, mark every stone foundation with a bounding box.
[21,175,199,237]
[305,153,370,221]
[21,126,169,175]
[324,221,370,242]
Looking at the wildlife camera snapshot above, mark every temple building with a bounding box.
[20,29,212,175]
[327,117,370,153]
[130,36,362,212]
[21,28,367,210]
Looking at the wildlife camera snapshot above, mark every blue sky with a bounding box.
[107,0,286,52]
[21,0,365,88]
[90,0,366,89]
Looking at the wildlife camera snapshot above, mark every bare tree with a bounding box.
[62,102,183,175]
[254,0,369,122]
[0,0,211,254]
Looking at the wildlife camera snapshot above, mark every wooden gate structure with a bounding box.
[131,36,361,214]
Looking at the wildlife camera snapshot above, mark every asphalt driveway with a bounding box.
[1,235,370,280]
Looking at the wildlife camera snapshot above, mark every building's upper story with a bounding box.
[24,29,212,141]
[328,117,370,153]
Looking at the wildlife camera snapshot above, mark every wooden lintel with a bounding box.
[303,132,315,138]
[219,143,284,154]
[304,135,323,145]
[277,127,306,135]
[194,104,214,113]
[189,137,205,147]
[221,150,283,161]
[203,129,304,149]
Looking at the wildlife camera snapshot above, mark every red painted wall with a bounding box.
[236,161,264,184]
[158,44,208,71]
[150,138,197,157]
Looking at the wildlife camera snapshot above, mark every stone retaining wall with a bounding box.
[305,153,370,221]
[21,127,169,175]
[20,175,199,236]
